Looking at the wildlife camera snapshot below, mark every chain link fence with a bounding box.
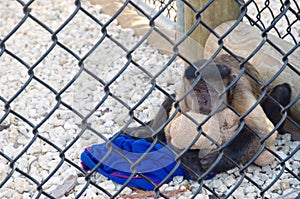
[0,0,299,198]
[142,0,177,21]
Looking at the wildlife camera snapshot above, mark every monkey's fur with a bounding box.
[124,54,292,180]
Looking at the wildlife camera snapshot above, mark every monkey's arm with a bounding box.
[174,123,260,180]
[199,125,260,173]
[200,83,292,172]
[123,95,174,142]
[230,84,277,166]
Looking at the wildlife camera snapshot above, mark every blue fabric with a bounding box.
[80,134,214,190]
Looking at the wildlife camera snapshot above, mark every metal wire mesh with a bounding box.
[143,0,177,21]
[0,0,299,198]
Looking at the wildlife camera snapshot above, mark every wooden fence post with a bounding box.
[184,0,241,60]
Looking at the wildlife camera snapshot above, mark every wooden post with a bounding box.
[184,0,241,61]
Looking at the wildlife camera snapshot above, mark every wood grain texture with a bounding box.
[184,0,241,60]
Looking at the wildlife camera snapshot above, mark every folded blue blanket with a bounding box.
[81,134,214,190]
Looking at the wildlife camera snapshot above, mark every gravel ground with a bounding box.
[0,1,299,199]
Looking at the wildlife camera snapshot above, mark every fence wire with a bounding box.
[0,0,299,199]
[143,0,177,21]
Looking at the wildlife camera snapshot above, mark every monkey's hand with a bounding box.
[200,150,238,173]
[123,121,167,143]
[123,122,153,139]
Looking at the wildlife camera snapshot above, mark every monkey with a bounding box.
[169,56,293,178]
[123,54,292,180]
[165,54,279,167]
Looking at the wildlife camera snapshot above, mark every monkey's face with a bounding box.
[182,60,232,114]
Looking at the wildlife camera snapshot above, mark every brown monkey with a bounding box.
[123,54,292,180]
[165,54,281,166]
[168,55,292,179]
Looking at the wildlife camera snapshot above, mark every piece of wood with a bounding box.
[204,20,300,127]
[184,0,241,61]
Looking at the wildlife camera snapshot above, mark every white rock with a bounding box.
[261,165,272,173]
[281,133,291,141]
[264,192,278,199]
[258,173,269,182]
[211,179,223,189]
[16,134,30,145]
[282,189,299,199]
[270,181,281,191]
[74,183,86,193]
[194,194,209,199]
[14,178,30,194]
[164,186,175,192]
[276,151,287,159]
[50,174,78,198]
[226,167,239,175]
[264,179,275,187]
[28,109,37,117]
[103,120,114,128]
[232,190,245,199]
[183,190,192,196]
[159,184,169,191]
[293,151,300,161]
[120,187,132,195]
[63,121,77,130]
[223,175,236,187]
[173,176,184,184]
[22,192,32,199]
[83,188,98,199]
[244,186,256,194]
[288,178,299,186]
[285,161,293,171]
[103,181,115,192]
[217,184,228,193]
[246,192,258,198]
[0,189,14,198]
[2,144,17,157]
[178,195,189,199]
[291,160,300,172]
